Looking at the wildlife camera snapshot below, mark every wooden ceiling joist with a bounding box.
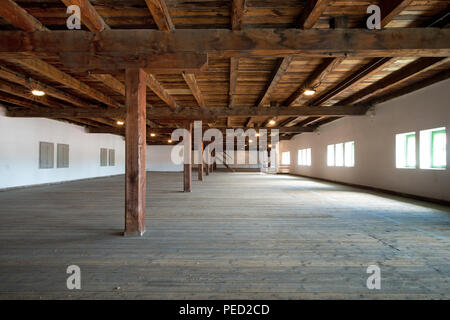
[231,0,246,31]
[61,0,110,32]
[146,74,179,111]
[297,0,332,29]
[380,0,414,28]
[229,57,239,108]
[0,65,93,108]
[182,72,206,109]
[284,58,343,107]
[0,0,47,32]
[340,57,449,106]
[145,0,175,32]
[257,57,294,107]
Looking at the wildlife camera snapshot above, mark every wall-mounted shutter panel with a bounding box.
[100,148,108,166]
[57,144,69,168]
[39,142,54,169]
[109,149,115,166]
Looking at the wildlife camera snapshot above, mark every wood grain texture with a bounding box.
[145,0,175,32]
[0,172,449,299]
[125,68,147,237]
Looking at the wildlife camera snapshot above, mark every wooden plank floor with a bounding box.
[0,172,449,299]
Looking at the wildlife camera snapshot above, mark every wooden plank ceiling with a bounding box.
[0,0,449,144]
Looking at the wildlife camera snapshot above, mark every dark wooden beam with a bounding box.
[0,0,47,32]
[339,57,449,105]
[297,0,332,29]
[284,58,343,106]
[229,57,239,108]
[361,69,450,107]
[231,0,246,31]
[1,29,449,58]
[309,58,394,106]
[124,68,147,237]
[145,0,175,32]
[61,0,110,32]
[147,74,180,111]
[7,105,369,119]
[380,0,414,28]
[257,56,294,107]
[182,72,206,110]
[198,139,204,181]
[184,122,193,192]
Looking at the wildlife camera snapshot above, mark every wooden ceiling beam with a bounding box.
[61,0,110,32]
[146,74,179,111]
[0,65,94,108]
[182,72,206,110]
[297,0,332,29]
[380,0,414,28]
[0,0,123,109]
[229,57,239,108]
[284,57,343,107]
[1,29,448,58]
[145,0,175,32]
[0,0,47,32]
[309,57,394,106]
[231,0,246,31]
[7,105,369,119]
[257,56,294,107]
[339,57,449,105]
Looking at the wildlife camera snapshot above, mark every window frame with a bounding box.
[431,129,446,169]
[405,133,416,169]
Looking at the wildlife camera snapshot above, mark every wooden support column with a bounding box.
[184,122,193,192]
[198,139,204,181]
[124,68,147,237]
[205,145,210,176]
[213,149,217,171]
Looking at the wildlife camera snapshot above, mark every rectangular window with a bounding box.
[344,141,355,167]
[306,148,311,166]
[281,152,290,165]
[327,144,335,167]
[420,128,446,169]
[298,148,312,166]
[39,142,54,169]
[335,143,344,167]
[100,148,108,167]
[57,144,69,168]
[108,149,115,166]
[396,132,416,169]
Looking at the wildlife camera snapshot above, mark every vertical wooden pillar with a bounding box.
[198,139,204,181]
[213,149,217,171]
[205,144,210,176]
[124,68,147,237]
[184,122,193,192]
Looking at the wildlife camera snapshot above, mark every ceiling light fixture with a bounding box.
[168,139,172,143]
[304,89,316,96]
[116,120,124,126]
[150,133,156,137]
[268,120,276,126]
[31,89,45,96]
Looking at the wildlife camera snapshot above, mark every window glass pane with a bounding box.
[327,145,335,166]
[397,132,416,169]
[306,148,311,166]
[344,141,355,167]
[406,134,416,168]
[298,150,302,165]
[432,130,446,168]
[281,152,290,165]
[420,128,445,169]
[335,143,344,167]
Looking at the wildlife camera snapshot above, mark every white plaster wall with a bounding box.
[280,79,450,202]
[146,145,183,172]
[0,109,126,189]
